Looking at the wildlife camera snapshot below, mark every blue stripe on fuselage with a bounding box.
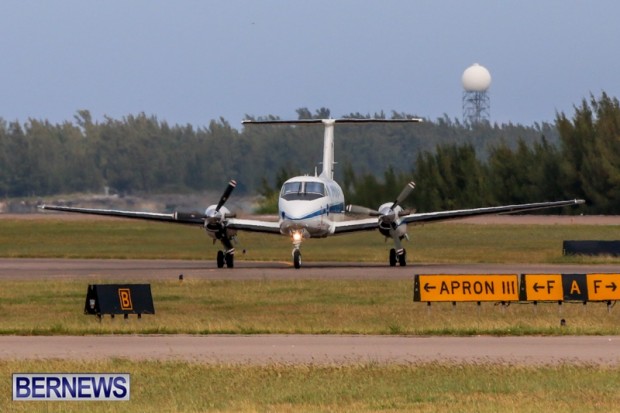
[281,202,344,221]
[329,203,344,213]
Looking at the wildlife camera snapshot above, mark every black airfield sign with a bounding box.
[561,274,588,301]
[84,284,154,318]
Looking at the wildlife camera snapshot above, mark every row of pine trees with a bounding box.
[1,94,619,214]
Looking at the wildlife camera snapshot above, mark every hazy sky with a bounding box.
[1,1,618,128]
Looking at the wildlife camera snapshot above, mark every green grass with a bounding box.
[2,360,620,412]
[2,217,620,263]
[1,279,618,336]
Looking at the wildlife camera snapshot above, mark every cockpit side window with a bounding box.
[281,182,302,197]
[305,182,325,196]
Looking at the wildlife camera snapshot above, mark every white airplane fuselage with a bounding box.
[278,174,345,239]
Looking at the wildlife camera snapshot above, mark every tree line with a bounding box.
[342,93,618,215]
[0,94,618,214]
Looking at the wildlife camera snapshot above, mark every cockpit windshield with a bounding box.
[280,181,326,201]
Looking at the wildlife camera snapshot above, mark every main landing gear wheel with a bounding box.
[293,250,302,269]
[225,252,234,268]
[217,251,234,268]
[217,251,225,268]
[389,248,397,267]
[398,249,407,267]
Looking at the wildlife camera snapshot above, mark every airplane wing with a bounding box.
[334,199,585,234]
[226,218,281,234]
[333,217,379,234]
[39,205,205,225]
[401,199,585,225]
[38,205,283,233]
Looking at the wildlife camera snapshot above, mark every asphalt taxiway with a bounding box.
[1,258,619,281]
[1,334,619,365]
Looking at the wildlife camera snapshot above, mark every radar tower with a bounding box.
[462,63,491,124]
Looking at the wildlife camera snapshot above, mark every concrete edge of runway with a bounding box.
[0,334,619,366]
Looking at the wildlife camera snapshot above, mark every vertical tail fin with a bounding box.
[321,120,335,179]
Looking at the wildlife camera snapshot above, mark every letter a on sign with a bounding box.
[561,274,588,301]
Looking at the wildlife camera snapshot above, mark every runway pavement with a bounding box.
[1,257,620,280]
[1,335,619,365]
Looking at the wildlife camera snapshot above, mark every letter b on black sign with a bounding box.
[85,284,154,317]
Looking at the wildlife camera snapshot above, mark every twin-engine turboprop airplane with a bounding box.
[40,118,585,269]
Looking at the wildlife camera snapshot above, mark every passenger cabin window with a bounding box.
[280,181,326,201]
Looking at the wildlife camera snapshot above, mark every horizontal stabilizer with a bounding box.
[242,118,422,126]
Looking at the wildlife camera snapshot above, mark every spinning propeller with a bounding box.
[173,180,238,267]
[204,180,237,253]
[346,181,415,266]
[174,179,237,222]
[207,179,237,222]
[346,181,415,224]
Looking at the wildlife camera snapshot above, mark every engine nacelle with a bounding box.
[377,202,407,238]
[205,204,232,219]
[204,204,237,239]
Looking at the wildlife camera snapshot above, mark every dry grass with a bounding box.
[2,360,620,412]
[0,279,618,336]
[1,217,620,264]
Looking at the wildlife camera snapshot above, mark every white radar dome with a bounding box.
[462,63,491,92]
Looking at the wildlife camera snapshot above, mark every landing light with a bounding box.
[292,232,303,242]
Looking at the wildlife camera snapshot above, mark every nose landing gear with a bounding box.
[291,230,303,269]
[389,248,407,267]
[293,249,302,269]
[216,249,235,268]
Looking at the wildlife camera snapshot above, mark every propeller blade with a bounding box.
[216,179,237,211]
[346,204,381,216]
[391,181,415,209]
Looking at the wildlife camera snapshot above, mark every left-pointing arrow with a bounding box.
[424,284,436,293]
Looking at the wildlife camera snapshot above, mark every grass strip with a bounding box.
[2,218,620,263]
[1,279,619,336]
[2,360,619,412]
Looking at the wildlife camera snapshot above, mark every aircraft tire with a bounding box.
[225,253,234,268]
[293,250,301,269]
[389,248,397,267]
[398,249,407,266]
[217,251,225,268]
